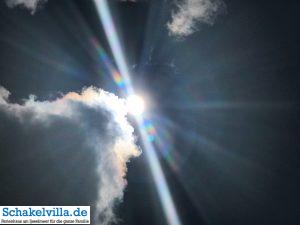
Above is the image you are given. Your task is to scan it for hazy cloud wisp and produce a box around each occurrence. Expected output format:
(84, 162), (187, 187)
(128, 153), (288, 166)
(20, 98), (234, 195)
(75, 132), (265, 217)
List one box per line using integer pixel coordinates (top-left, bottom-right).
(167, 0), (225, 38)
(5, 0), (47, 14)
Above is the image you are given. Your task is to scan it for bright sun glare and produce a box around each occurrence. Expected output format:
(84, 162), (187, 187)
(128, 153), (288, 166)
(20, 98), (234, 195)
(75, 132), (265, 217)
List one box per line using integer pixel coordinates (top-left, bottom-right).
(127, 94), (145, 116)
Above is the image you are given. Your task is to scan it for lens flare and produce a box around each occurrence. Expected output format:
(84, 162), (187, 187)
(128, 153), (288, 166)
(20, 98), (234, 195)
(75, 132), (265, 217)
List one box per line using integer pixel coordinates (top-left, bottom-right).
(93, 1), (182, 224)
(91, 38), (126, 89)
(142, 119), (156, 142)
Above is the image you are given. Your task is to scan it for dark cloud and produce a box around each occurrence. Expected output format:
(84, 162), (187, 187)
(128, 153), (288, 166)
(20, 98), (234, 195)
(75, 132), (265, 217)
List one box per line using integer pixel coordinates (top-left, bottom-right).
(0, 86), (140, 225)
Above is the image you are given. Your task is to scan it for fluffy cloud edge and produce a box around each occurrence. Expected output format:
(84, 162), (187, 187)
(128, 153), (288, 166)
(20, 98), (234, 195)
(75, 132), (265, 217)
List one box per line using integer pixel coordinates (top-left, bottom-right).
(0, 86), (141, 225)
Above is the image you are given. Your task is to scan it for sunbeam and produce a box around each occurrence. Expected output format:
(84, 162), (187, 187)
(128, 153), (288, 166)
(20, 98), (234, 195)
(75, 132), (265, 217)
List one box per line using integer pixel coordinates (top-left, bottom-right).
(93, 1), (182, 225)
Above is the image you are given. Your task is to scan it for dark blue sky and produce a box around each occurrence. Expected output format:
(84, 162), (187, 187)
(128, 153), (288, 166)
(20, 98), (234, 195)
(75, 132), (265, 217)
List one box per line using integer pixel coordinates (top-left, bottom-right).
(0, 0), (299, 225)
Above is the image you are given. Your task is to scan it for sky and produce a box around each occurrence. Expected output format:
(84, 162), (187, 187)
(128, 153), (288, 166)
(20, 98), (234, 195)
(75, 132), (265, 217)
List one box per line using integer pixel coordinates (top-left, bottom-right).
(0, 0), (299, 225)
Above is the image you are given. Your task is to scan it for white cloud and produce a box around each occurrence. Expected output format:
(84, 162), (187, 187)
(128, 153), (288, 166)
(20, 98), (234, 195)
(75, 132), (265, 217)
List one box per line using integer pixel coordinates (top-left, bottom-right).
(5, 0), (47, 14)
(167, 0), (225, 38)
(0, 86), (140, 225)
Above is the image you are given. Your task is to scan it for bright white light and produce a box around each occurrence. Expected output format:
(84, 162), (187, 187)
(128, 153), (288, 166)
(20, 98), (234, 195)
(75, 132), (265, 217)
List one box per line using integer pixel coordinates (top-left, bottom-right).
(127, 94), (145, 116)
(94, 1), (182, 225)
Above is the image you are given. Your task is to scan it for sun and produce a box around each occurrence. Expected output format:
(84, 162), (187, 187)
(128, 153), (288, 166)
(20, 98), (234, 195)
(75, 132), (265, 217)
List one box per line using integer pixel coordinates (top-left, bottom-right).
(126, 94), (145, 116)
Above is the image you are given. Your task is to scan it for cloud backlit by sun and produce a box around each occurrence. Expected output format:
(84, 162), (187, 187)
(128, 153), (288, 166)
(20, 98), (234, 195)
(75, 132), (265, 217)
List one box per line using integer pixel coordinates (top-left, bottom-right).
(0, 86), (140, 225)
